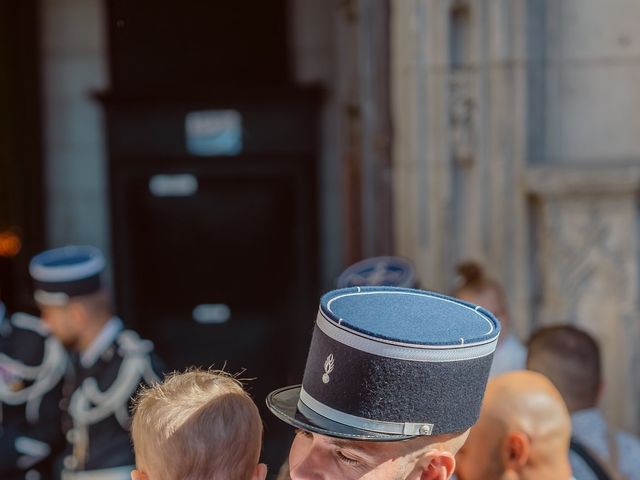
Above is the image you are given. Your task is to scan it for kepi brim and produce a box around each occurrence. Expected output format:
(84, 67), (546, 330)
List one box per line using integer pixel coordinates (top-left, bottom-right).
(266, 385), (415, 442)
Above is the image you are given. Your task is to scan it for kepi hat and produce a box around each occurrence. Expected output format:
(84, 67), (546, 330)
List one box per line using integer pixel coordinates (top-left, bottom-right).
(29, 246), (105, 306)
(267, 286), (500, 440)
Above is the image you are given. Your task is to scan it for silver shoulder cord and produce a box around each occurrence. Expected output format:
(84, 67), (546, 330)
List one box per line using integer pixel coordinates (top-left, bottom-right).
(0, 316), (68, 424)
(67, 330), (159, 470)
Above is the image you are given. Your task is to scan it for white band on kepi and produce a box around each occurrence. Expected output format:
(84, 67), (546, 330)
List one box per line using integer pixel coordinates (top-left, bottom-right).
(34, 289), (70, 306)
(29, 246), (105, 283)
(299, 387), (434, 436)
(316, 312), (498, 363)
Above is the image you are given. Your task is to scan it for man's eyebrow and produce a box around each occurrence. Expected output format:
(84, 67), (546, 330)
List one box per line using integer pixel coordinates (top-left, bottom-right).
(328, 438), (377, 455)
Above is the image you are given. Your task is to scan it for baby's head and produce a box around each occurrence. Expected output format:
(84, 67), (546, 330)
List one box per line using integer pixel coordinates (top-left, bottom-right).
(131, 369), (266, 480)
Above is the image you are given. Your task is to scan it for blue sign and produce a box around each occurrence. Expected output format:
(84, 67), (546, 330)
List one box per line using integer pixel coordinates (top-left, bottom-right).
(185, 110), (242, 156)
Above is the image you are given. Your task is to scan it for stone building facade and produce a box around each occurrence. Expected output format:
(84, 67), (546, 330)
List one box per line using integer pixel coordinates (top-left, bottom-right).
(392, 0), (640, 434)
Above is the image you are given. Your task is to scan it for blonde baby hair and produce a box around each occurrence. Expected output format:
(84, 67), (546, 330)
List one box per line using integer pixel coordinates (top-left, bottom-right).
(131, 369), (263, 480)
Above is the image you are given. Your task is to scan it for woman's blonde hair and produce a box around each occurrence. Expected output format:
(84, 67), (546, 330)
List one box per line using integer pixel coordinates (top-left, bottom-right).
(131, 369), (263, 480)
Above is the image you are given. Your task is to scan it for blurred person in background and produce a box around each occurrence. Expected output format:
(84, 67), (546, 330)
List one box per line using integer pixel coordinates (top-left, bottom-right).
(0, 288), (67, 480)
(527, 325), (640, 480)
(452, 260), (526, 376)
(29, 246), (164, 480)
(455, 370), (573, 480)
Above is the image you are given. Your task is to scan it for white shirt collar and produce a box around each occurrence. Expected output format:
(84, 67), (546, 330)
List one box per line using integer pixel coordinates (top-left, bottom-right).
(80, 317), (123, 368)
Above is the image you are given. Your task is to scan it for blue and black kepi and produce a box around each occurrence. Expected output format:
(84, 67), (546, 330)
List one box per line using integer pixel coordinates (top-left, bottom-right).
(29, 246), (105, 306)
(267, 286), (500, 440)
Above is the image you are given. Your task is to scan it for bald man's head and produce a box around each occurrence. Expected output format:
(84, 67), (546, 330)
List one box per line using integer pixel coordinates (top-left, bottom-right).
(483, 371), (571, 443)
(456, 371), (572, 480)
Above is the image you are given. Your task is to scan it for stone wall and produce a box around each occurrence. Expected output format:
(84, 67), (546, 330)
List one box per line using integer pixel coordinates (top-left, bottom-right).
(41, 0), (111, 276)
(391, 0), (529, 319)
(391, 0), (640, 433)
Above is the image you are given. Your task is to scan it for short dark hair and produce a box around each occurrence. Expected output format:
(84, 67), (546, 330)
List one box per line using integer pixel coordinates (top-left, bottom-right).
(452, 260), (506, 298)
(526, 325), (601, 411)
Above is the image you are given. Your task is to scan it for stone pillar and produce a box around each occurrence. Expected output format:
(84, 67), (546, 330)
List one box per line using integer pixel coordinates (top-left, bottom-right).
(391, 0), (530, 332)
(334, 0), (395, 264)
(41, 0), (111, 271)
(289, 0), (342, 288)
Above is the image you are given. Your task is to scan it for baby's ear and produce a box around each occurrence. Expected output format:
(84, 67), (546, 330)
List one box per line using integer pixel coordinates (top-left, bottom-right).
(131, 469), (149, 480)
(253, 463), (268, 480)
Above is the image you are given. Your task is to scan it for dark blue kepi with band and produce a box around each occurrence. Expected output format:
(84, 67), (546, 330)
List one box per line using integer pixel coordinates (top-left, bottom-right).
(267, 286), (500, 440)
(30, 245), (105, 305)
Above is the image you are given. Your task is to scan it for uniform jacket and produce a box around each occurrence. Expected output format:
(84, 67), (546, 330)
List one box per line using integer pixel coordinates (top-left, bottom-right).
(59, 317), (164, 478)
(0, 303), (67, 480)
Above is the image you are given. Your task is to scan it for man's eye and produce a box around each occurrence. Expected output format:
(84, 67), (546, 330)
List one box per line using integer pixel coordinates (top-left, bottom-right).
(295, 429), (313, 439)
(336, 450), (359, 466)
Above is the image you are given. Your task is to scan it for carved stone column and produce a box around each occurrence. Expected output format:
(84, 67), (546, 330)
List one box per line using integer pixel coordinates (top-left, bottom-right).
(391, 0), (530, 331)
(528, 166), (640, 432)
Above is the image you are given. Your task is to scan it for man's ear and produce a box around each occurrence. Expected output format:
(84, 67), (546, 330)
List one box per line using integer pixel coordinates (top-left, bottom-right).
(252, 463), (268, 480)
(413, 450), (456, 480)
(501, 432), (530, 472)
(131, 469), (149, 480)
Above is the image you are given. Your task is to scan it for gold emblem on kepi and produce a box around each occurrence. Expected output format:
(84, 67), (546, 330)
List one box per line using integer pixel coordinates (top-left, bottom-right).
(322, 354), (335, 384)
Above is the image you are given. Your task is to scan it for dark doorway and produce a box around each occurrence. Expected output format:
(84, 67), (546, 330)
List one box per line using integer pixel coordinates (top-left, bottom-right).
(101, 3), (322, 469)
(102, 92), (320, 473)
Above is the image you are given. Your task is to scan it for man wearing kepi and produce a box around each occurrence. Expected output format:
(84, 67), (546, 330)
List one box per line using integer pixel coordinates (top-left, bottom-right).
(29, 246), (163, 480)
(267, 286), (500, 479)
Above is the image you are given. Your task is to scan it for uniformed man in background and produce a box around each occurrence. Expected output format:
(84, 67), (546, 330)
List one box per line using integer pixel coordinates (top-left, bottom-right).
(0, 291), (67, 480)
(29, 246), (164, 480)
